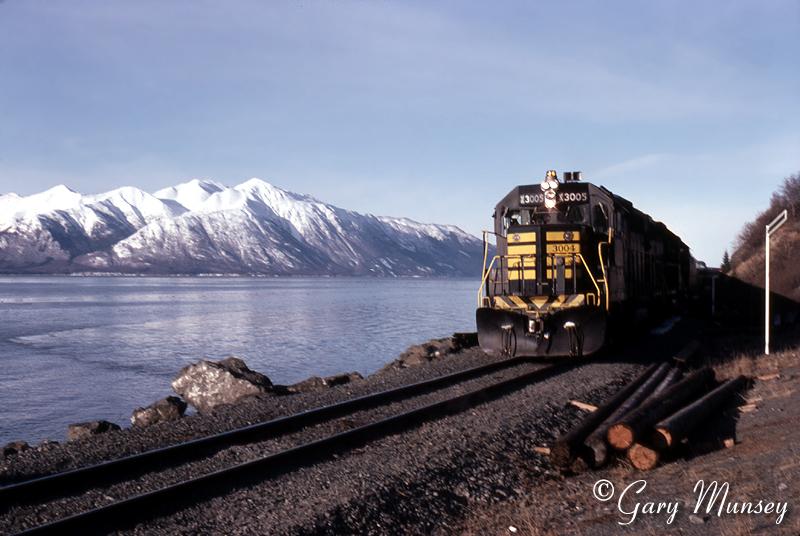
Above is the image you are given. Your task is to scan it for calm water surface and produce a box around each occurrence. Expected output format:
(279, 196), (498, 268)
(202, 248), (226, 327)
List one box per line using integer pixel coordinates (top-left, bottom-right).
(0, 277), (477, 444)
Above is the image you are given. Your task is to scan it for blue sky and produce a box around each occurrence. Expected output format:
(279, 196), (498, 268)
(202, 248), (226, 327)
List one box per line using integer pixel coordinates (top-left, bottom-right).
(1, 1), (797, 264)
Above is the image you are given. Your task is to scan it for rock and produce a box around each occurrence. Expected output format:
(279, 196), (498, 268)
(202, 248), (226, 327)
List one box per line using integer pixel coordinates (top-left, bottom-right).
(131, 396), (187, 427)
(325, 372), (363, 386)
(452, 332), (479, 351)
(688, 514), (708, 524)
(380, 338), (457, 372)
(67, 420), (121, 442)
(284, 372), (363, 394)
(3, 440), (30, 457)
(285, 376), (327, 393)
(37, 440), (60, 451)
(172, 356), (273, 413)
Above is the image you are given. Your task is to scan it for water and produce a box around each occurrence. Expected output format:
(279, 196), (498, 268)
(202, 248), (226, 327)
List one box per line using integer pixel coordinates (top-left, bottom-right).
(0, 276), (477, 445)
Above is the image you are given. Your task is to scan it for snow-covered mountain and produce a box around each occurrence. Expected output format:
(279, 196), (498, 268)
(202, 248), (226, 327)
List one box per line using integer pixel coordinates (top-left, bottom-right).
(0, 178), (484, 276)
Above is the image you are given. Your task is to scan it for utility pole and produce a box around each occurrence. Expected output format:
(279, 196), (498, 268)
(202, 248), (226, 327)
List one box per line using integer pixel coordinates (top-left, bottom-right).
(765, 209), (789, 355)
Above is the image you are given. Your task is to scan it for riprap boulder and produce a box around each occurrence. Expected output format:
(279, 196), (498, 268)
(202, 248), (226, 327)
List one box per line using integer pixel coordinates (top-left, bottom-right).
(172, 357), (272, 413)
(131, 396), (188, 427)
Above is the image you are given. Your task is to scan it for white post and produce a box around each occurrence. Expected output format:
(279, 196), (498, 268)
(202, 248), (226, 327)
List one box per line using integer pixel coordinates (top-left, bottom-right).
(765, 225), (770, 355)
(765, 209), (789, 355)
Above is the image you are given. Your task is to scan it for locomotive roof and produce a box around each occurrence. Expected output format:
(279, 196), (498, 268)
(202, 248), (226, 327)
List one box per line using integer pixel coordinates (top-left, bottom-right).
(496, 180), (690, 252)
(494, 181), (611, 212)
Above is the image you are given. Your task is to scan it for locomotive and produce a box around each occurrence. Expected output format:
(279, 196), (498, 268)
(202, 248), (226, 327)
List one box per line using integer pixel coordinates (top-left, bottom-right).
(476, 170), (694, 357)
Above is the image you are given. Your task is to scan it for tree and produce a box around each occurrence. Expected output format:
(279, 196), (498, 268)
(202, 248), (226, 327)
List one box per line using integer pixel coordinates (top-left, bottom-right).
(720, 250), (731, 273)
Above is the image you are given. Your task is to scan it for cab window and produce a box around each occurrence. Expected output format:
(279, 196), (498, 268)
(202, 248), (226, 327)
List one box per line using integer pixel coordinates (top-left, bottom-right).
(557, 204), (586, 224)
(593, 203), (609, 233)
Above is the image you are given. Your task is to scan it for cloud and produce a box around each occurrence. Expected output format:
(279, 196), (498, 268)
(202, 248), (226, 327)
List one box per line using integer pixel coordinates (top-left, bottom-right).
(586, 134), (800, 263)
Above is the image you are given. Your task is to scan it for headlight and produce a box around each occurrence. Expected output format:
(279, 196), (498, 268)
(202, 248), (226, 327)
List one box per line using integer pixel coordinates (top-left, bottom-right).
(544, 190), (557, 209)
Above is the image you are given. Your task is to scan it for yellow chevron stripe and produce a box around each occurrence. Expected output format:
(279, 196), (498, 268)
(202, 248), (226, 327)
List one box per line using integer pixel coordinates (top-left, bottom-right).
(567, 294), (586, 307)
(509, 295), (528, 308)
(493, 296), (511, 309)
(546, 269), (574, 279)
(531, 296), (549, 309)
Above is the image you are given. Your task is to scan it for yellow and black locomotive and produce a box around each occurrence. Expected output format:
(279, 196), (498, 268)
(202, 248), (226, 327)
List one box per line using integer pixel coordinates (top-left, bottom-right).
(476, 170), (694, 357)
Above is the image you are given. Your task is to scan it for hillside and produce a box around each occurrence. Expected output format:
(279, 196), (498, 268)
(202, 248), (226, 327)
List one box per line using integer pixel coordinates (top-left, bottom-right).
(729, 173), (800, 300)
(0, 179), (484, 277)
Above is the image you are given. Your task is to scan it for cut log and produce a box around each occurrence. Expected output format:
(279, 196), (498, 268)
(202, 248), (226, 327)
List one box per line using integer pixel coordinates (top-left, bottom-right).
(583, 362), (671, 468)
(652, 375), (747, 450)
(628, 443), (660, 470)
(645, 365), (683, 400)
(549, 363), (660, 468)
(607, 368), (715, 450)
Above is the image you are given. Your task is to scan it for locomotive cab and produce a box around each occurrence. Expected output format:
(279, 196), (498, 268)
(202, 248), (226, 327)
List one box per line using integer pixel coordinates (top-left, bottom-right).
(477, 171), (614, 357)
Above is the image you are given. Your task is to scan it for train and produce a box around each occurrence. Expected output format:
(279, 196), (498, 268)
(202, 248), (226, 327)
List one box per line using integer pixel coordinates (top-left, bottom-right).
(476, 170), (695, 357)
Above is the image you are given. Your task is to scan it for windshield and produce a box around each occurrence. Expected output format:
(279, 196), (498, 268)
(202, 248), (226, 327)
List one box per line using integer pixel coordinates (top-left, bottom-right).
(528, 205), (587, 225)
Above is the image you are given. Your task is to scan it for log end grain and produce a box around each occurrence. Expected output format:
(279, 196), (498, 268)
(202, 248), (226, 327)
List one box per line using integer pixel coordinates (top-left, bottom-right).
(628, 443), (660, 471)
(607, 423), (635, 450)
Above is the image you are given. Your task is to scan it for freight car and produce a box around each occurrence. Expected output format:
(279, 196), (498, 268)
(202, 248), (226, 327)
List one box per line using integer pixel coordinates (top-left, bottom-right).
(477, 170), (694, 357)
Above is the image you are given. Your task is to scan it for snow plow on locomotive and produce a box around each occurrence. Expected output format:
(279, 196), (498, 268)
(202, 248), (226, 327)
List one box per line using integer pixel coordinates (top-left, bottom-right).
(477, 170), (694, 357)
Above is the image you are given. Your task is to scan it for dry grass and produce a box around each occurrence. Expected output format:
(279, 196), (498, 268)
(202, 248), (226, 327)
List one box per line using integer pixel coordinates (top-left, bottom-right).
(709, 348), (797, 381)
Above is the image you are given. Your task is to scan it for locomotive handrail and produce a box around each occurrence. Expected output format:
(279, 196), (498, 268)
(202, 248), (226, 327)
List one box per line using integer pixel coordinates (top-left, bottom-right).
(598, 242), (610, 311)
(477, 254), (536, 307)
(478, 255), (498, 306)
(480, 230), (505, 281)
(480, 252), (603, 308)
(480, 231), (491, 283)
(597, 228), (614, 311)
(575, 253), (602, 306)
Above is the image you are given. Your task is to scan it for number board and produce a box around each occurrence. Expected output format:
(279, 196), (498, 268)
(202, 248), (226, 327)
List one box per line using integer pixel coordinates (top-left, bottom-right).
(546, 243), (580, 254)
(518, 183), (589, 206)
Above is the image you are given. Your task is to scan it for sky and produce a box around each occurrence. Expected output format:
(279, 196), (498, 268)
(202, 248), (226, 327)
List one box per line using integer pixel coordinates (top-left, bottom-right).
(0, 1), (798, 264)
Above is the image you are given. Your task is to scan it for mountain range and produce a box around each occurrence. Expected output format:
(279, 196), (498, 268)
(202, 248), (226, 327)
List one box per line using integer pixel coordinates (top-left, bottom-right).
(0, 178), (484, 276)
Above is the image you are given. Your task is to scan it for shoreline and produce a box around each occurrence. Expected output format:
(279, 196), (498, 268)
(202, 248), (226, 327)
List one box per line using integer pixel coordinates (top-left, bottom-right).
(0, 273), (478, 279)
(3, 323), (797, 534)
(0, 333), (483, 475)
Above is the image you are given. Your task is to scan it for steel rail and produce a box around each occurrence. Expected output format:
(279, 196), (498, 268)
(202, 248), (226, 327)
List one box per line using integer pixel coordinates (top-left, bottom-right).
(13, 361), (575, 535)
(0, 354), (538, 507)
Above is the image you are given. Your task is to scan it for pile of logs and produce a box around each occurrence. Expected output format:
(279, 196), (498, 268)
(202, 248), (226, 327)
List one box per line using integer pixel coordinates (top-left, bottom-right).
(550, 345), (748, 472)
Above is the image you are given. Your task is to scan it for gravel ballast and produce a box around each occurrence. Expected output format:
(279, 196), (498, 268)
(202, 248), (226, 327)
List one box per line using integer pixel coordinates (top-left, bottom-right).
(0, 326), (694, 535)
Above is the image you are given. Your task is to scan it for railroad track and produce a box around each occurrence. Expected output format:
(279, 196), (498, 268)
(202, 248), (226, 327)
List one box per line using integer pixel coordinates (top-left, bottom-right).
(2, 357), (579, 535)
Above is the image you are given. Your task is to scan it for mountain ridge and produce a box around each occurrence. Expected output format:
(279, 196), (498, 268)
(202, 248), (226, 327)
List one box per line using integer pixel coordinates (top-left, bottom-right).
(0, 178), (484, 277)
